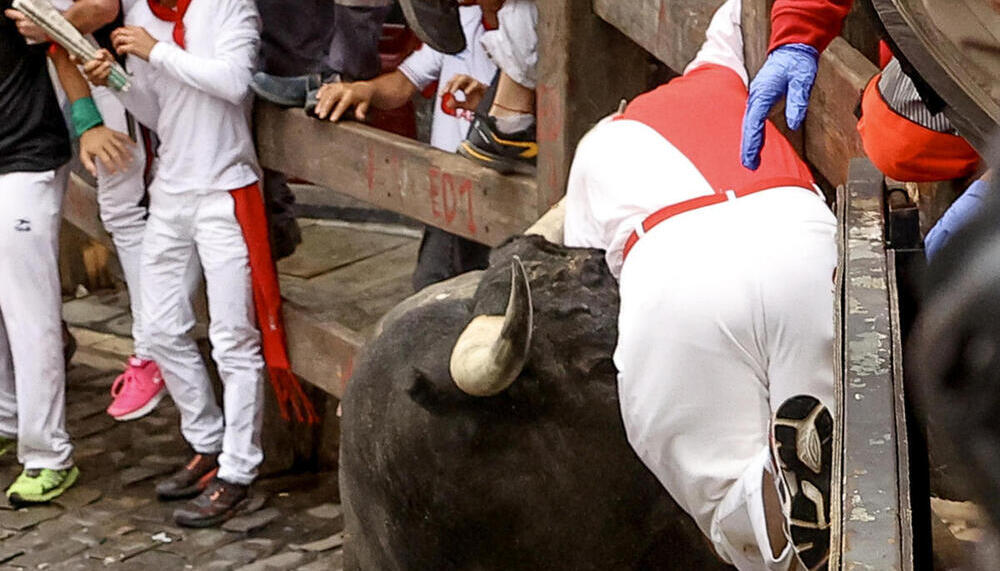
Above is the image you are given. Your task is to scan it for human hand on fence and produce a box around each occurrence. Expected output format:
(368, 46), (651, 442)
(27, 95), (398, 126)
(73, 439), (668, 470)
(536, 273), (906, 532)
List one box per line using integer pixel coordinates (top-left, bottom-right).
(740, 43), (819, 170)
(313, 81), (376, 122)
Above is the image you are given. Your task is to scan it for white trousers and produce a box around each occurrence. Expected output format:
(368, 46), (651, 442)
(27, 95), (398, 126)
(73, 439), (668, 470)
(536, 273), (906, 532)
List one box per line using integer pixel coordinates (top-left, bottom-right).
(0, 167), (74, 470)
(90, 87), (154, 358)
(481, 0), (538, 89)
(142, 189), (265, 485)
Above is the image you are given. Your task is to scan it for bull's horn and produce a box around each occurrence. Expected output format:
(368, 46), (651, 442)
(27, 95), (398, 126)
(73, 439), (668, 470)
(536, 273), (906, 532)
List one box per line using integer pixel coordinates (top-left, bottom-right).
(449, 257), (533, 397)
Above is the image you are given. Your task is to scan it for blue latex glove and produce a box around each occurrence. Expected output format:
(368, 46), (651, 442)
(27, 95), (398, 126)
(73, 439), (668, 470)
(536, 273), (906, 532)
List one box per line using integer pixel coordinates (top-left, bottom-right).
(740, 43), (819, 170)
(925, 179), (991, 262)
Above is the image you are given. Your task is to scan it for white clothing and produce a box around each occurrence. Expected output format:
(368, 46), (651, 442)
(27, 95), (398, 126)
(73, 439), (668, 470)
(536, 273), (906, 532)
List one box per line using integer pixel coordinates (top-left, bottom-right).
(118, 0), (261, 195)
(0, 166), (74, 470)
(564, 1), (837, 569)
(480, 0), (537, 89)
(142, 189), (265, 485)
(397, 6), (497, 153)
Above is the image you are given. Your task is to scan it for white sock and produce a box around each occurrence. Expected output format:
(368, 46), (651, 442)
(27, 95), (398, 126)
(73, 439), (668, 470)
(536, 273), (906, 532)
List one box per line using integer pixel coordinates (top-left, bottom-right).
(494, 113), (535, 135)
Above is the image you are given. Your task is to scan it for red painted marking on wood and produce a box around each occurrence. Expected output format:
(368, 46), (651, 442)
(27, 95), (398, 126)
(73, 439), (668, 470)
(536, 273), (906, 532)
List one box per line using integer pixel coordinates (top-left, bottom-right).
(366, 145), (376, 196)
(428, 167), (443, 219)
(536, 83), (563, 144)
(441, 172), (459, 224)
(459, 178), (477, 234)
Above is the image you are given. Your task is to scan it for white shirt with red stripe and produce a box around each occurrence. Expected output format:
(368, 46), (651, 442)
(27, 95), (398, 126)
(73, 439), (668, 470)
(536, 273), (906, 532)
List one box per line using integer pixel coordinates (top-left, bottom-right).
(117, 0), (260, 194)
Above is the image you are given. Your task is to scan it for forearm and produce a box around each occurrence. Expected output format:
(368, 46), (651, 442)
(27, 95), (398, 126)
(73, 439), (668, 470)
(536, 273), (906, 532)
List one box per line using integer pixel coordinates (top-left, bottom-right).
(48, 45), (91, 102)
(149, 40), (256, 105)
(369, 71), (419, 110)
(64, 0), (119, 35)
(768, 0), (853, 53)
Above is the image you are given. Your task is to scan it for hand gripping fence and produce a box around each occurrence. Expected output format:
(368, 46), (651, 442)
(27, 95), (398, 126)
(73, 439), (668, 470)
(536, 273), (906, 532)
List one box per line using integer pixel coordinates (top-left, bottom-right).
(12, 0), (131, 91)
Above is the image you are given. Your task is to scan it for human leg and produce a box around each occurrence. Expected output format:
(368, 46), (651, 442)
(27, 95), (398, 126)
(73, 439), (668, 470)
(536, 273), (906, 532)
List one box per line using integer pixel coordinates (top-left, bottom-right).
(325, 1), (394, 82)
(262, 169), (301, 261)
(0, 307), (16, 450)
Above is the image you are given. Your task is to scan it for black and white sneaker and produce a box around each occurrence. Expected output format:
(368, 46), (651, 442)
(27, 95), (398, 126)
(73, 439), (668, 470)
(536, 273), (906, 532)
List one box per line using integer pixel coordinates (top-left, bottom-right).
(772, 395), (834, 571)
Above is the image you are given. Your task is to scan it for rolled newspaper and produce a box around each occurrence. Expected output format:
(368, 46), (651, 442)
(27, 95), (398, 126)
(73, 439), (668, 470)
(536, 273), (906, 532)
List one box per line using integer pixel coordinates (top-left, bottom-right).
(11, 0), (130, 91)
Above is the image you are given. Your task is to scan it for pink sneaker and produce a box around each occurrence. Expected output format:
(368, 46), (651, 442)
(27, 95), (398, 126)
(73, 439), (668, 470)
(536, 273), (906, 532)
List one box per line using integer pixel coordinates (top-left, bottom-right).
(107, 357), (167, 421)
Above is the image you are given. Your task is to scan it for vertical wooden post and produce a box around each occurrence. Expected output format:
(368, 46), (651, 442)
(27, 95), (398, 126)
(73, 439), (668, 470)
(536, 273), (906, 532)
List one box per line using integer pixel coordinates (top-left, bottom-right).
(741, 0), (774, 80)
(535, 0), (648, 217)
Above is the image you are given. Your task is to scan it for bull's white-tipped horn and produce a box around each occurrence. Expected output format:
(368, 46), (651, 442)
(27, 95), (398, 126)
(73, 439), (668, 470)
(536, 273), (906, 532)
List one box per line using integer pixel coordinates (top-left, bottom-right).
(449, 257), (533, 397)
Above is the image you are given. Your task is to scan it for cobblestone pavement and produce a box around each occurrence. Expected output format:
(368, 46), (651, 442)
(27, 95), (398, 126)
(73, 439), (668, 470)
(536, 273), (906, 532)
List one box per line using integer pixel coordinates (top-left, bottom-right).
(0, 309), (345, 570)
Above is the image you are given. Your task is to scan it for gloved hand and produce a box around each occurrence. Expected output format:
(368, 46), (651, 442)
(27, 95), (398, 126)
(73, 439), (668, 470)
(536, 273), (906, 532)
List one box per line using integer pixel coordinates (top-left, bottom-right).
(740, 43), (819, 170)
(924, 178), (991, 262)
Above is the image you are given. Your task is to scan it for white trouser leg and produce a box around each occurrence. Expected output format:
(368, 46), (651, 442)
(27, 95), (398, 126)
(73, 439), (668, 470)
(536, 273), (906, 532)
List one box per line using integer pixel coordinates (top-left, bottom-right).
(0, 168), (74, 470)
(142, 192), (225, 458)
(685, 0), (748, 86)
(0, 305), (16, 440)
(192, 191), (265, 485)
(616, 189), (835, 571)
(90, 87), (153, 358)
(482, 0), (538, 89)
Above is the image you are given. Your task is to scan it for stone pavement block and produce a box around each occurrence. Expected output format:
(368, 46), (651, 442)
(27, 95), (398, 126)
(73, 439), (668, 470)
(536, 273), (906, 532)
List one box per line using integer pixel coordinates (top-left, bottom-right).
(85, 530), (158, 563)
(221, 508), (280, 534)
(66, 397), (110, 423)
(68, 414), (116, 440)
(305, 503), (342, 521)
(205, 538), (277, 568)
(289, 532), (344, 552)
(66, 328), (115, 348)
(277, 225), (410, 279)
(298, 549), (344, 571)
(5, 538), (89, 568)
(0, 505), (63, 531)
(91, 335), (134, 359)
(53, 487), (103, 511)
(63, 298), (126, 328)
(101, 313), (134, 339)
(234, 551), (305, 571)
(115, 548), (187, 570)
(138, 454), (188, 469)
(158, 527), (239, 560)
(66, 363), (109, 384)
(120, 464), (173, 487)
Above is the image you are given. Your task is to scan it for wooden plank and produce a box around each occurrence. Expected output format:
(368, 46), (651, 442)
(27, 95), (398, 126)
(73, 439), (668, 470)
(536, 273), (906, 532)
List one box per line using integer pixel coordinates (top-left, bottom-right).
(593, 2), (878, 187)
(255, 104), (538, 247)
(284, 304), (363, 400)
(833, 158), (911, 570)
(804, 37), (878, 187)
(740, 0), (774, 80)
(64, 172), (113, 251)
(536, 0), (648, 213)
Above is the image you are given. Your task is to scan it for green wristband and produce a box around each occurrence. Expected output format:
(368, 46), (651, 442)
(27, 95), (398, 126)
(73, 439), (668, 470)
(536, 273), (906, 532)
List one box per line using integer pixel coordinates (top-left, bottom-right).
(70, 97), (104, 138)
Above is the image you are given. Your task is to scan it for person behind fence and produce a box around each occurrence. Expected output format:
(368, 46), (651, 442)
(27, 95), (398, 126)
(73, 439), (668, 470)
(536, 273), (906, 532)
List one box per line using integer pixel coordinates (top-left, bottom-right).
(400, 0), (539, 176)
(4, 0), (178, 424)
(311, 3), (499, 291)
(0, 3), (138, 506)
(563, 1), (837, 569)
(81, 0), (315, 527)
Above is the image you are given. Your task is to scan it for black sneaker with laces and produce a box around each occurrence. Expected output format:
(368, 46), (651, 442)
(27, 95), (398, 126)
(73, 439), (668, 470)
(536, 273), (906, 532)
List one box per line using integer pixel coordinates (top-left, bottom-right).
(772, 395), (834, 571)
(173, 477), (251, 528)
(458, 113), (538, 176)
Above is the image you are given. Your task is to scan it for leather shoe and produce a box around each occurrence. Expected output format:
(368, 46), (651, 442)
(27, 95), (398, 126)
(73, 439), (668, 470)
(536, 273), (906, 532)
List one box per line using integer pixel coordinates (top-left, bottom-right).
(173, 477), (250, 528)
(156, 453), (219, 500)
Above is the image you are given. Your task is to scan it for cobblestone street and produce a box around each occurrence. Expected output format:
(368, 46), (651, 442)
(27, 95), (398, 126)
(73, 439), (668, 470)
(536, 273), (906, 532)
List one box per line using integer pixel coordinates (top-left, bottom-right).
(0, 297), (346, 570)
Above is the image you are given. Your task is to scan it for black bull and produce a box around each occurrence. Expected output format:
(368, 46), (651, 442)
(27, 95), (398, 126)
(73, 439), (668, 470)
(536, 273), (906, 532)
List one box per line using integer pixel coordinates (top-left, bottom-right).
(340, 235), (732, 570)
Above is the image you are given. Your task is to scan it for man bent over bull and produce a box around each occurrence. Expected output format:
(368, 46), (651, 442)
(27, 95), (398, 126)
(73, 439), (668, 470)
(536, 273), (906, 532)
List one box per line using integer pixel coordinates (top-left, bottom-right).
(564, 1), (837, 569)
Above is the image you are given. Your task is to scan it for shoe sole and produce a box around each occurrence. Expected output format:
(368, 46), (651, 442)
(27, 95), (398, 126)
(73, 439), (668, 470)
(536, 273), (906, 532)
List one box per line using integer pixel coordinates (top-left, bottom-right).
(173, 495), (252, 529)
(458, 141), (537, 176)
(8, 466), (80, 508)
(157, 467), (219, 501)
(110, 389), (167, 422)
(250, 82), (306, 108)
(773, 396), (834, 571)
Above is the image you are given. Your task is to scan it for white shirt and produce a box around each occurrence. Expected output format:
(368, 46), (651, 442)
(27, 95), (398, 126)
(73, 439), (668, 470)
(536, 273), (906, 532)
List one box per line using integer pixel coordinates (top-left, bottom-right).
(564, 117), (717, 279)
(397, 6), (497, 153)
(117, 0), (260, 194)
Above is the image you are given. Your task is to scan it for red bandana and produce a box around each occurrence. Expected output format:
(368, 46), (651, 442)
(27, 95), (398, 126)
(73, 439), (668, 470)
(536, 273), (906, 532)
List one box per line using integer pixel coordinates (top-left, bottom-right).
(147, 0), (192, 48)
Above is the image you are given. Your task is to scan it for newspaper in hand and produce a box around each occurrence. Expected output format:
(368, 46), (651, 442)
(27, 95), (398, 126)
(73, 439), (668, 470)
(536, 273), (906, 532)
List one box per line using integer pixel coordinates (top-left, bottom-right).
(11, 0), (130, 91)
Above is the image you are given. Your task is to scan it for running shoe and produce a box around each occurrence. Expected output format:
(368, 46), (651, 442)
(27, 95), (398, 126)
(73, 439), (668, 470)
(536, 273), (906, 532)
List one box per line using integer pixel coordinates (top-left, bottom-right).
(459, 113), (538, 175)
(156, 453), (219, 501)
(107, 357), (167, 421)
(772, 395), (834, 571)
(173, 477), (251, 528)
(6, 466), (79, 507)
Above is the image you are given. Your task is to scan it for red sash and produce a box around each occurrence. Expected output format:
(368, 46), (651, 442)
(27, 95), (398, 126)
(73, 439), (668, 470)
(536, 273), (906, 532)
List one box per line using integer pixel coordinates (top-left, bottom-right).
(232, 184), (318, 424)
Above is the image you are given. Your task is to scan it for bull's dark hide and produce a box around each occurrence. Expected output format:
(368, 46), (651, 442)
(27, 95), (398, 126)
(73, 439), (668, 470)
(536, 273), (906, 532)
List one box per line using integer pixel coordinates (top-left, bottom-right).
(340, 235), (730, 570)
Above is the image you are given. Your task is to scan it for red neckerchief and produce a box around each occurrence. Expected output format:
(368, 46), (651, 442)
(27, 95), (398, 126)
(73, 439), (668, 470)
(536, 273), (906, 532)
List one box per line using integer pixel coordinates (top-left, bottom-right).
(147, 0), (192, 48)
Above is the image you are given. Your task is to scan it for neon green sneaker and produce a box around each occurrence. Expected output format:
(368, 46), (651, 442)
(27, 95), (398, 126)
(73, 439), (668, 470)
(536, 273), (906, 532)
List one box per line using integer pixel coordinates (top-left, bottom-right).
(6, 466), (79, 507)
(0, 436), (14, 458)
